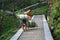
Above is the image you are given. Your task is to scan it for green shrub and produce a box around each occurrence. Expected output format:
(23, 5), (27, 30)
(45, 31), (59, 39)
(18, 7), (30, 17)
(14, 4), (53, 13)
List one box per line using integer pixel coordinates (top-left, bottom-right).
(48, 1), (60, 40)
(30, 6), (48, 16)
(0, 15), (21, 40)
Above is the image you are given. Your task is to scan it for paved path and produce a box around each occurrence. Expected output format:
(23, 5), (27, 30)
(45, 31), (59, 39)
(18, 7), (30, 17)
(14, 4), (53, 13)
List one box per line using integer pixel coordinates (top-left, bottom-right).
(18, 15), (45, 40)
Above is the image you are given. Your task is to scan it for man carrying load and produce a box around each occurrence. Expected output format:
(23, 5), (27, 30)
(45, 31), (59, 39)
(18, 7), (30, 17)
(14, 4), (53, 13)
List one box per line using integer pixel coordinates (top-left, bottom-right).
(17, 13), (29, 31)
(17, 9), (32, 31)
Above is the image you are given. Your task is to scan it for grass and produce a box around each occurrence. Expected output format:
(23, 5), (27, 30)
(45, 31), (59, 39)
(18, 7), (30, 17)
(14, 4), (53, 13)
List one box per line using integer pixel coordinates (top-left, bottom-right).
(30, 6), (48, 16)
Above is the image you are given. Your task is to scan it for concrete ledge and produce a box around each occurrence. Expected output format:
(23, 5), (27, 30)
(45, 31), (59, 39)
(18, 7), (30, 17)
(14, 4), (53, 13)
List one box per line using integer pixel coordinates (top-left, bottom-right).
(10, 28), (24, 40)
(42, 15), (53, 40)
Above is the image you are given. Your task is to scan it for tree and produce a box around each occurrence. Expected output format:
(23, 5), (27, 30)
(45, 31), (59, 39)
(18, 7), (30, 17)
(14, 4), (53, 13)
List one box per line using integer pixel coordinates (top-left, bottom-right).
(0, 0), (6, 34)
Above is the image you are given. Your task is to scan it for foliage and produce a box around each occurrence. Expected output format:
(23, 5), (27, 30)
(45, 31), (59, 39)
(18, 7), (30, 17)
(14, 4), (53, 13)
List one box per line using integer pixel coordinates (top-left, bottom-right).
(48, 1), (60, 40)
(0, 15), (21, 40)
(0, 0), (39, 11)
(29, 0), (38, 5)
(0, 11), (3, 21)
(30, 6), (48, 16)
(15, 10), (22, 16)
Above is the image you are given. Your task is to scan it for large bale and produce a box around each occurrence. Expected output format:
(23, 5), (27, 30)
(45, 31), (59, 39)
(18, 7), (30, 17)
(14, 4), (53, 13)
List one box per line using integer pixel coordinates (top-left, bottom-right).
(17, 14), (29, 20)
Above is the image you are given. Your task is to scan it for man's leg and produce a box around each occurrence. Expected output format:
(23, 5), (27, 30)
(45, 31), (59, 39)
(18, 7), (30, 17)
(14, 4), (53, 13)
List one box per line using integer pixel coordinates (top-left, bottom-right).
(22, 25), (27, 31)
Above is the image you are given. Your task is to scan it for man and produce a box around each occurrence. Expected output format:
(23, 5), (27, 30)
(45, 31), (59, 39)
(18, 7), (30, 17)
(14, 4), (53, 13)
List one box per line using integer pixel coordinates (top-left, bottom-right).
(18, 14), (29, 30)
(17, 9), (31, 31)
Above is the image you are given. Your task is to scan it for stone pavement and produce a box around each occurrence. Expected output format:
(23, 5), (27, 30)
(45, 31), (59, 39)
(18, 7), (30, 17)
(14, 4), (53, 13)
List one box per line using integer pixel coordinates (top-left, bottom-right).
(18, 15), (45, 40)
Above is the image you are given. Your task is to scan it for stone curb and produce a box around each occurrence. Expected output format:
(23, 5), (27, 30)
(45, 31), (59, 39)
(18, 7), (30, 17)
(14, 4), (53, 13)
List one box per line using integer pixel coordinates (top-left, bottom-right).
(42, 15), (53, 40)
(10, 28), (24, 40)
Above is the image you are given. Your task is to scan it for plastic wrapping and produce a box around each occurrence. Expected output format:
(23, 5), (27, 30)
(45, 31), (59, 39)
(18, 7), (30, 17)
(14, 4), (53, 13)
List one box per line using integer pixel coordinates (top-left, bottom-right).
(17, 14), (29, 19)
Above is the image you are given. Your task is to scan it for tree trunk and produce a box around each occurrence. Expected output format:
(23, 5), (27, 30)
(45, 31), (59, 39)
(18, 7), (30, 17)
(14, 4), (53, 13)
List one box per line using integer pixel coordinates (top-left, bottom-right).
(12, 0), (16, 18)
(0, 1), (5, 34)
